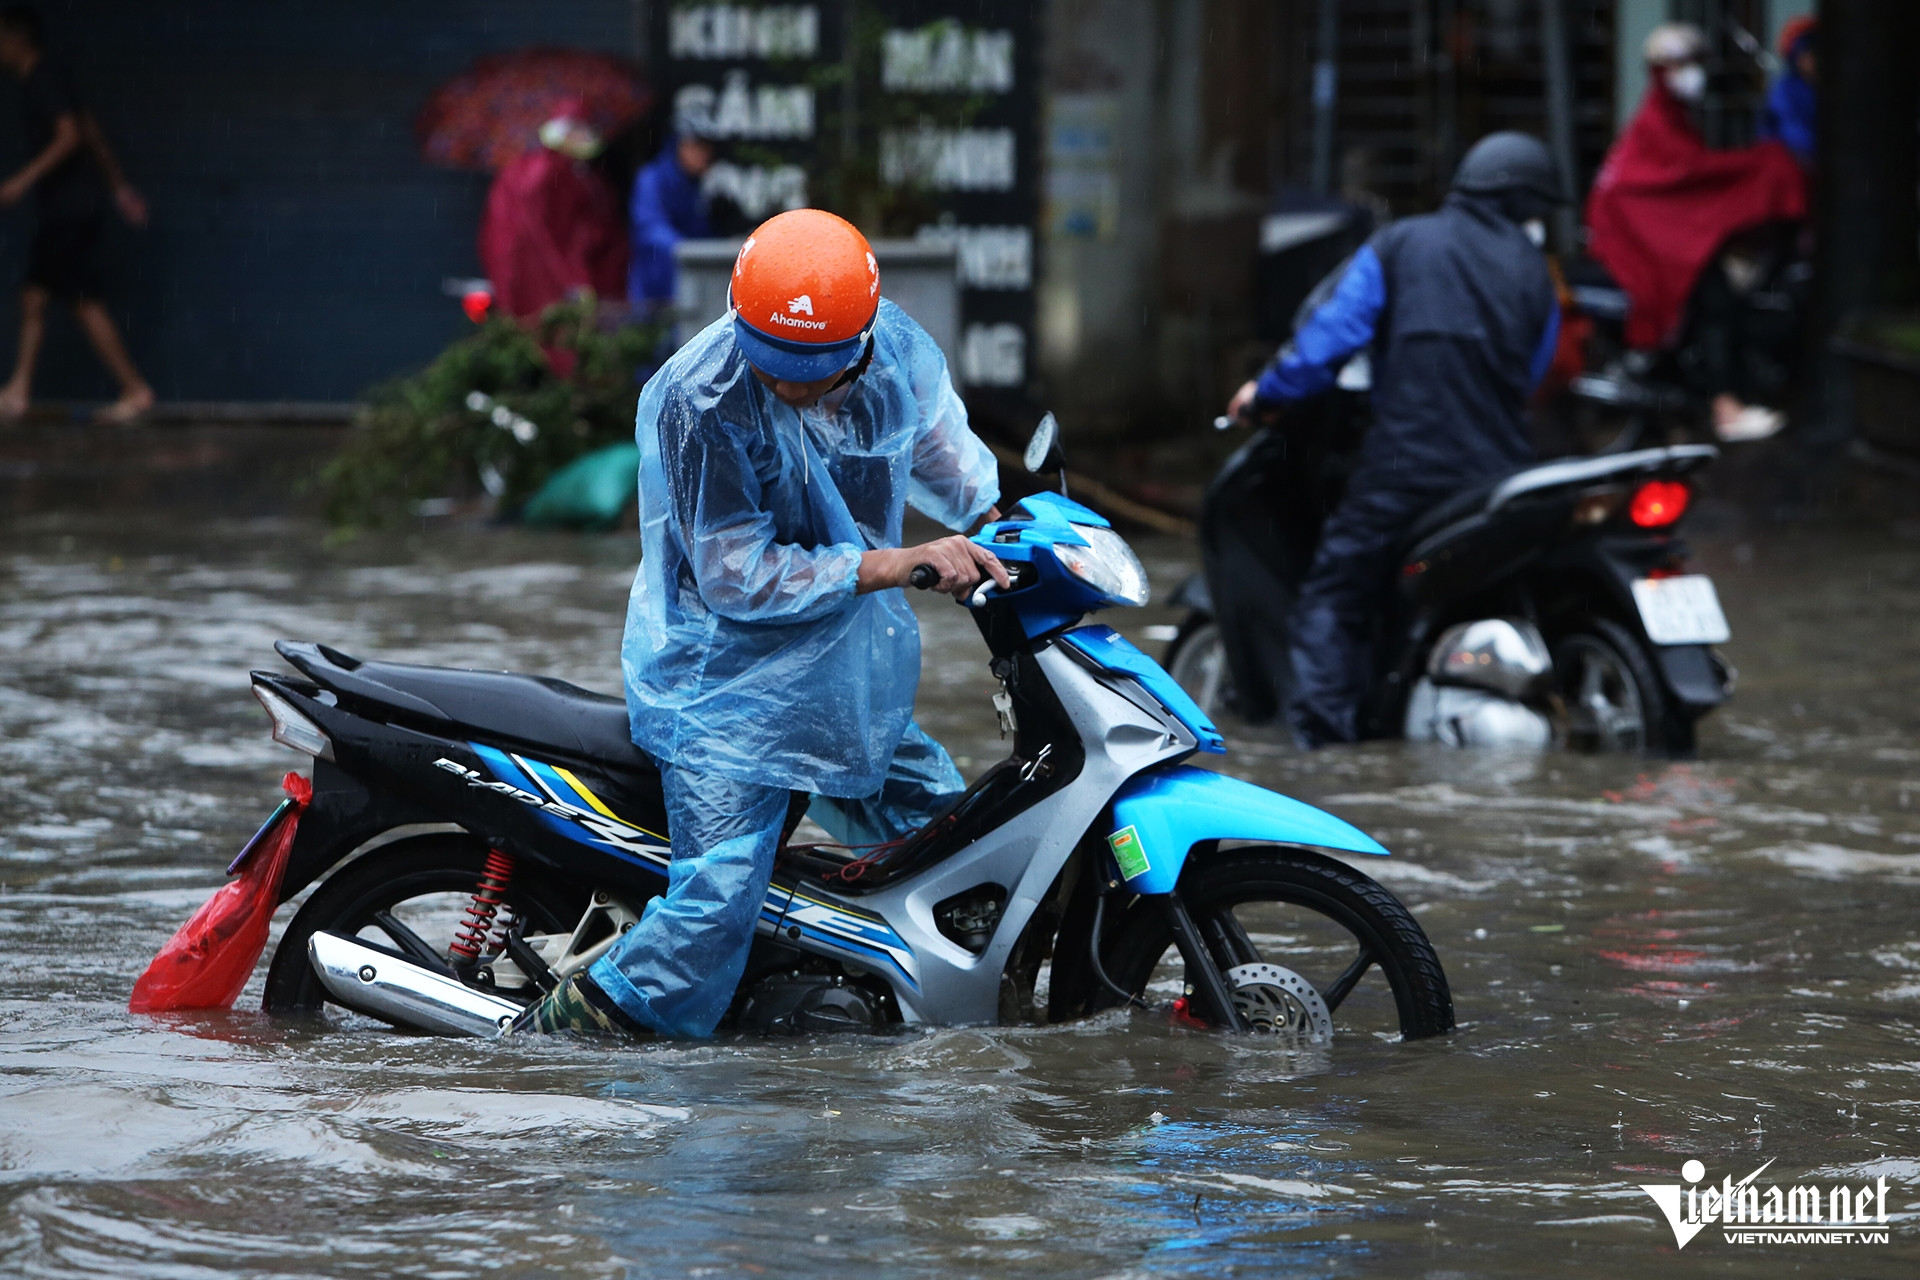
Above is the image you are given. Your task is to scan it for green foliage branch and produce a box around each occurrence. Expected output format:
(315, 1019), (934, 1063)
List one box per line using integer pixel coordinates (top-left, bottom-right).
(320, 298), (664, 529)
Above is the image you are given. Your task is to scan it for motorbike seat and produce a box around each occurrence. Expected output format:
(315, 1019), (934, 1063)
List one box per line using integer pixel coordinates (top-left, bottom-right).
(1399, 445), (1721, 564)
(275, 641), (649, 767)
(1399, 479), (1502, 554)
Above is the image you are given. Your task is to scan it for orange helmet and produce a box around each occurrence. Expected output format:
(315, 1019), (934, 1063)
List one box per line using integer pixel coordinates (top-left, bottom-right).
(729, 209), (880, 381)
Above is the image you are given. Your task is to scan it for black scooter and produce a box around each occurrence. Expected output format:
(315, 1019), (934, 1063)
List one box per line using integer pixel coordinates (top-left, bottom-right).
(226, 463), (1456, 1043)
(1165, 393), (1734, 754)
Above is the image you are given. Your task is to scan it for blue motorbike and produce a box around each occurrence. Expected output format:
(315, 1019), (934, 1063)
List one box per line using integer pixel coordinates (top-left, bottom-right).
(248, 419), (1453, 1042)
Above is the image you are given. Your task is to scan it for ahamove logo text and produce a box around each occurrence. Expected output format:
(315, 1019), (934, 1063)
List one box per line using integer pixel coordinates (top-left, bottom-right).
(1639, 1158), (1891, 1248)
(771, 294), (826, 331)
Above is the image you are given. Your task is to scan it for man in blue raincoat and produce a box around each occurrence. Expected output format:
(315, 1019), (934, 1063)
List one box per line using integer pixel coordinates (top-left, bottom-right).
(510, 209), (1007, 1037)
(627, 128), (714, 310)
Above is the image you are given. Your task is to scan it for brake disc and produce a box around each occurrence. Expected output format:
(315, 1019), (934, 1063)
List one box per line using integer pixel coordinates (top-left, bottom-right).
(1225, 962), (1333, 1043)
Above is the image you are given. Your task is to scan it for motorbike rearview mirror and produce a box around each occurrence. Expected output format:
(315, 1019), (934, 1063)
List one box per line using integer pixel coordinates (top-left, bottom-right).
(1023, 412), (1069, 498)
(1024, 412), (1059, 473)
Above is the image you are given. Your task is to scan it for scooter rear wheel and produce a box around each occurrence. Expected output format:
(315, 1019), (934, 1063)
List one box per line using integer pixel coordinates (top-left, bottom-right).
(1073, 846), (1455, 1041)
(262, 834), (583, 1016)
(1553, 617), (1695, 756)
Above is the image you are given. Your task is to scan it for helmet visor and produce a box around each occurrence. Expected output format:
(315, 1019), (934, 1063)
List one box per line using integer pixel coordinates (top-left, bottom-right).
(732, 313), (870, 383)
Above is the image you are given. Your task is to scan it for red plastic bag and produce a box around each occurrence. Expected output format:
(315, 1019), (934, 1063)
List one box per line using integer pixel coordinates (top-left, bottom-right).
(129, 772), (312, 1014)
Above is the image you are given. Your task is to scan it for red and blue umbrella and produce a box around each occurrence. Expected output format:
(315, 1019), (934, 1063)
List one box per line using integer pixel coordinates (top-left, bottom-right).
(417, 47), (651, 172)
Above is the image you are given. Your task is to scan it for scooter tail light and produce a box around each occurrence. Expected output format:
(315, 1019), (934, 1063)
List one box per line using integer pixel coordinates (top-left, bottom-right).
(252, 684), (335, 760)
(1628, 479), (1690, 528)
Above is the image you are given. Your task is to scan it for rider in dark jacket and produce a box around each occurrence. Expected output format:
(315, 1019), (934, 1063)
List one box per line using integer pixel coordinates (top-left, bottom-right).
(1225, 132), (1564, 747)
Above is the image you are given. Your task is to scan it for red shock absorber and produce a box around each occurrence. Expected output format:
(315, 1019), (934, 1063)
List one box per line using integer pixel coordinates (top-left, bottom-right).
(449, 848), (515, 964)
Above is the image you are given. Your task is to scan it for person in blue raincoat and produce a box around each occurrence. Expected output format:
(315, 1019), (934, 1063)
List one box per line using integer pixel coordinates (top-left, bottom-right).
(627, 127), (714, 310)
(1759, 16), (1816, 168)
(1223, 133), (1563, 749)
(509, 209), (1007, 1038)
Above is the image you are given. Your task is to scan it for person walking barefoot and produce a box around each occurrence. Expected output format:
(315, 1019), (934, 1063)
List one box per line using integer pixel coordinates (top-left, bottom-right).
(0, 5), (153, 424)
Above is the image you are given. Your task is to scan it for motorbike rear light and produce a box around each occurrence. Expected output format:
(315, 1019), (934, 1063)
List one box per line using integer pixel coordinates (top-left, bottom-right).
(252, 685), (335, 760)
(1628, 479), (1690, 528)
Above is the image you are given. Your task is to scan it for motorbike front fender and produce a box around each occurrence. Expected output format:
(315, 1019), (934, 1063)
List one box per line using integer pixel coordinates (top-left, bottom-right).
(1105, 764), (1388, 896)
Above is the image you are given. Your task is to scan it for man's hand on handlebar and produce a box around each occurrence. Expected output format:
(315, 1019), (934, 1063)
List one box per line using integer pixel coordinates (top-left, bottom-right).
(1220, 379), (1285, 430)
(858, 536), (1010, 600)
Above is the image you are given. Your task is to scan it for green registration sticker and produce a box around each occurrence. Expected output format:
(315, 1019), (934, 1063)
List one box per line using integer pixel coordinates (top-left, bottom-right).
(1107, 824), (1151, 880)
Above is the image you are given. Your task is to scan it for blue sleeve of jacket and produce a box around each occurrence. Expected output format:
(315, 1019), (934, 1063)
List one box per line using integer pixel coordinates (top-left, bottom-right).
(629, 162), (687, 304)
(1529, 304), (1562, 391)
(1762, 78), (1817, 163)
(630, 163), (681, 249)
(1254, 245), (1386, 403)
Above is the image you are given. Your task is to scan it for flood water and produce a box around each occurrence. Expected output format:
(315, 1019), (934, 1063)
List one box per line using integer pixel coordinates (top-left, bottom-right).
(4, 502), (1920, 1276)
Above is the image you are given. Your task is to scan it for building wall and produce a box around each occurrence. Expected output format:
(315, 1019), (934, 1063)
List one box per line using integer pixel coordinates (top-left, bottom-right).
(2, 0), (638, 404)
(1041, 0), (1625, 446)
(1035, 0), (1166, 424)
(1329, 0), (1619, 212)
(1615, 0), (1666, 130)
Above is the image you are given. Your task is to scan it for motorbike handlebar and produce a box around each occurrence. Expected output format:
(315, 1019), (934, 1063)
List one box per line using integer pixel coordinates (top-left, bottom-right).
(1216, 402), (1293, 431)
(910, 562), (1029, 604)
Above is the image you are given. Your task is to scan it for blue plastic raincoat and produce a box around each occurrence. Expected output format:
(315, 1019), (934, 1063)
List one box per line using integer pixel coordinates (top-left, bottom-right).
(622, 298), (1000, 796)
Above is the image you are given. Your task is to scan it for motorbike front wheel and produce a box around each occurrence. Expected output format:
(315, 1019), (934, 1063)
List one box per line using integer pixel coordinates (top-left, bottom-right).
(262, 834), (583, 1016)
(1069, 846), (1455, 1041)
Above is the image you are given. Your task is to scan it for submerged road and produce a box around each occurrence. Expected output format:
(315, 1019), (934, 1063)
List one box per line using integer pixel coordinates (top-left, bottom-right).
(2, 503), (1918, 1276)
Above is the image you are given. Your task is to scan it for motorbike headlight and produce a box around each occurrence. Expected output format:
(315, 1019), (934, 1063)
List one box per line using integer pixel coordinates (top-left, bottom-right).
(1055, 525), (1150, 607)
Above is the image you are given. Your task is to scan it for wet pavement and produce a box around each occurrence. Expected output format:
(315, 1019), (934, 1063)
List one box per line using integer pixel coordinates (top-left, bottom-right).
(3, 503), (1920, 1276)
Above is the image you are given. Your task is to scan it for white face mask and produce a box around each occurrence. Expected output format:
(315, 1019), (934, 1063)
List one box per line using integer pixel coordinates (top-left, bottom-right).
(1523, 219), (1547, 248)
(1665, 63), (1706, 102)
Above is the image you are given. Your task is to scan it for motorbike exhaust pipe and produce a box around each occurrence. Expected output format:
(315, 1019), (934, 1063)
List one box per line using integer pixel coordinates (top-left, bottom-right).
(308, 930), (522, 1037)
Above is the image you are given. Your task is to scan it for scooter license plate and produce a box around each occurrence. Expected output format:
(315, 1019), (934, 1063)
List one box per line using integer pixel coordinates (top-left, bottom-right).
(1631, 575), (1730, 646)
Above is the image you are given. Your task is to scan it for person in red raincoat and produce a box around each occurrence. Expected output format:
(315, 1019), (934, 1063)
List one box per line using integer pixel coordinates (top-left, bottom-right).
(477, 101), (627, 322)
(1586, 23), (1806, 442)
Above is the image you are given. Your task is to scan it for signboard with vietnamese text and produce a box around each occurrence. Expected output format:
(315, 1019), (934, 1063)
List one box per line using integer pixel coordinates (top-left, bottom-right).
(650, 2), (1038, 406)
